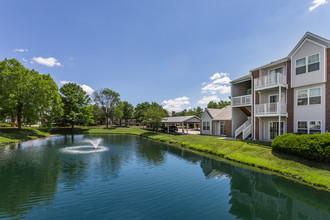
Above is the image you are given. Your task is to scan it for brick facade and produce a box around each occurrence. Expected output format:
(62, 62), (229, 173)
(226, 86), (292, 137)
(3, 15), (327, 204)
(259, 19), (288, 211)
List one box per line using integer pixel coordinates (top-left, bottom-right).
(251, 70), (260, 139)
(327, 48), (330, 131)
(225, 120), (232, 137)
(286, 60), (294, 133)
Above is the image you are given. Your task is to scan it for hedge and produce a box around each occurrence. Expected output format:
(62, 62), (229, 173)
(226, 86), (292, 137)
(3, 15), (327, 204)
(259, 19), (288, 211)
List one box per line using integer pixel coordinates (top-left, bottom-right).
(271, 133), (330, 163)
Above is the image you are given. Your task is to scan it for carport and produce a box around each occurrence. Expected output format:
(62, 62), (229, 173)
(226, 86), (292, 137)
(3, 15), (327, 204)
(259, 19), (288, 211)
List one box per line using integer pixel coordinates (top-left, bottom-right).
(161, 116), (200, 134)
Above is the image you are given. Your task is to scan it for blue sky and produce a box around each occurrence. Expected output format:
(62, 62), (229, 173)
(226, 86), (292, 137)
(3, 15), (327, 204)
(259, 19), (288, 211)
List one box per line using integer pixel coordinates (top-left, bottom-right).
(1, 0), (330, 112)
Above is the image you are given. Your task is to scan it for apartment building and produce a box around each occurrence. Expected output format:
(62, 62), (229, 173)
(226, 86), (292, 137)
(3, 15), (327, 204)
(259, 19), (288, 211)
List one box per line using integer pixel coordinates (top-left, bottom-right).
(231, 32), (330, 141)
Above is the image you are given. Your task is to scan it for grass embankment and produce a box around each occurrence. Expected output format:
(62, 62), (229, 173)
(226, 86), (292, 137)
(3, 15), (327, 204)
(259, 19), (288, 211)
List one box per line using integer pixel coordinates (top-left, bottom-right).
(0, 128), (50, 145)
(1, 126), (329, 191)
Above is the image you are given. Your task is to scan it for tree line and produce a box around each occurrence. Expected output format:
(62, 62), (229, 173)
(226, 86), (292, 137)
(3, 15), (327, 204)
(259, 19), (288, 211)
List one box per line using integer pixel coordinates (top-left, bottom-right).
(0, 59), (169, 131)
(0, 58), (230, 131)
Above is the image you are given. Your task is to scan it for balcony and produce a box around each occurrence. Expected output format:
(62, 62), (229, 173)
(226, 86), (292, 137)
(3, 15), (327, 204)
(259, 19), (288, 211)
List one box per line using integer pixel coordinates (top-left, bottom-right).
(232, 94), (252, 107)
(255, 102), (287, 117)
(254, 73), (287, 90)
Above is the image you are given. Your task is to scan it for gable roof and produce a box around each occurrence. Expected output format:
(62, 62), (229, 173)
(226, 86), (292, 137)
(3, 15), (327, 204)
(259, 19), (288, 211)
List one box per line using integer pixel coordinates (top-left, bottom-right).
(161, 115), (200, 123)
(230, 74), (251, 84)
(205, 106), (231, 120)
(288, 32), (330, 58)
(249, 32), (330, 73)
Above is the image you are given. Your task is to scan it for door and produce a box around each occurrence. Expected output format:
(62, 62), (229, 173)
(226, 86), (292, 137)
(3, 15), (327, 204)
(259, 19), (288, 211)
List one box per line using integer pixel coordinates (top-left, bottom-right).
(268, 67), (283, 85)
(220, 122), (226, 136)
(269, 121), (284, 139)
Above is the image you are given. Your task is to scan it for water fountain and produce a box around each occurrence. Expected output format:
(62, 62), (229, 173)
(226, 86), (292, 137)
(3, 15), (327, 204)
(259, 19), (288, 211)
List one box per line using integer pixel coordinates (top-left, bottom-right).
(60, 138), (108, 154)
(84, 139), (102, 149)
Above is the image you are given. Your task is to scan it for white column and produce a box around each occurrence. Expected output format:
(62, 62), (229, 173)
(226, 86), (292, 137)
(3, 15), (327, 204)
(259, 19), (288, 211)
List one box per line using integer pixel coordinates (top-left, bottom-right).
(182, 122), (184, 135)
(167, 123), (169, 133)
(186, 123), (189, 134)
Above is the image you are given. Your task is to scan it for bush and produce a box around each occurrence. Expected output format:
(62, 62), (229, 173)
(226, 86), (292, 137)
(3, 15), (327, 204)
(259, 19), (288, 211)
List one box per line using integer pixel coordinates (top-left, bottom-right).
(0, 122), (13, 127)
(272, 133), (330, 163)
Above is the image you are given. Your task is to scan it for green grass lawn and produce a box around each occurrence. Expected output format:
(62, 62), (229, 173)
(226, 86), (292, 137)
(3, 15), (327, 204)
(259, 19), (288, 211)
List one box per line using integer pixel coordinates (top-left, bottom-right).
(0, 127), (50, 145)
(1, 125), (330, 191)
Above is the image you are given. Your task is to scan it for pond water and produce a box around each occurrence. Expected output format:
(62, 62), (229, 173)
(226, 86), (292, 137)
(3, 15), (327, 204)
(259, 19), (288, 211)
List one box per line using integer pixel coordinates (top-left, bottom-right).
(0, 134), (329, 220)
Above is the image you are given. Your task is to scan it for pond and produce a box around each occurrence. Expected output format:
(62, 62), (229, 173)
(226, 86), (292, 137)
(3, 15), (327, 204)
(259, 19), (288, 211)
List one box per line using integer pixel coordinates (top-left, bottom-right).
(0, 134), (329, 220)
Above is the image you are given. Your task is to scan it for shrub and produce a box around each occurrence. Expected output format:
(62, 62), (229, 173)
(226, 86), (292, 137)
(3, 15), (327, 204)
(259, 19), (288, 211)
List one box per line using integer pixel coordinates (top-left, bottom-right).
(272, 133), (330, 163)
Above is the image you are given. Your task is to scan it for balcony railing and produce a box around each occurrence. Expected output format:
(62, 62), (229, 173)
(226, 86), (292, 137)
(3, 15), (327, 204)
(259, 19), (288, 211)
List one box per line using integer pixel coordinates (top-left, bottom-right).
(254, 73), (287, 90)
(255, 102), (287, 116)
(232, 94), (252, 107)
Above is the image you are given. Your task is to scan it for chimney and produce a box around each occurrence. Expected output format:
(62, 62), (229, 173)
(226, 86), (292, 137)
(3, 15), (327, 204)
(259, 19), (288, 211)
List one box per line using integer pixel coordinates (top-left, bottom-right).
(172, 111), (175, 117)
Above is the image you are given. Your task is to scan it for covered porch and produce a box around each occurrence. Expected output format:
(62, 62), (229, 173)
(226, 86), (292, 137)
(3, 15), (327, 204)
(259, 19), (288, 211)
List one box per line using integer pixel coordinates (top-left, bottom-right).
(161, 116), (200, 135)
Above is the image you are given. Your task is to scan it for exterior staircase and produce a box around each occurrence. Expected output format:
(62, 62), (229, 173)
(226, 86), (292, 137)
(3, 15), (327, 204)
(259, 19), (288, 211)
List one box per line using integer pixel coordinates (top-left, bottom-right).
(235, 117), (252, 140)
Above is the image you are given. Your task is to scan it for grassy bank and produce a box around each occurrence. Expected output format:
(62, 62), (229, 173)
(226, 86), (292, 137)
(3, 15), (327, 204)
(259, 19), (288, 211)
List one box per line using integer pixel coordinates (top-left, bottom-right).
(1, 126), (330, 191)
(0, 128), (50, 145)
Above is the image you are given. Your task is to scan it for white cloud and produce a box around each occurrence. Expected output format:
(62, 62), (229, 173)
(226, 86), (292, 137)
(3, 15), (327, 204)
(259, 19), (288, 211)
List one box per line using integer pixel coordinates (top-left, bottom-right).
(202, 84), (231, 94)
(201, 72), (231, 95)
(13, 48), (28, 53)
(22, 58), (28, 62)
(309, 0), (328, 11)
(197, 95), (220, 105)
(32, 57), (62, 67)
(60, 80), (94, 95)
(162, 96), (190, 112)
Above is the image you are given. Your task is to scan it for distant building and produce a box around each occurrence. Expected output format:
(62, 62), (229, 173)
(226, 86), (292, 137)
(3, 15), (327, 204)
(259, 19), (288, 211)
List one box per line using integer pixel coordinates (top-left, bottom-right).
(200, 106), (232, 136)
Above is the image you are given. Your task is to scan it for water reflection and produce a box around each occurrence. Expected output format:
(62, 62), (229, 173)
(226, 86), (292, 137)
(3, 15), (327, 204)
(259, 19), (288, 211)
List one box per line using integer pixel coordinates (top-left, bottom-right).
(0, 134), (329, 220)
(199, 157), (330, 220)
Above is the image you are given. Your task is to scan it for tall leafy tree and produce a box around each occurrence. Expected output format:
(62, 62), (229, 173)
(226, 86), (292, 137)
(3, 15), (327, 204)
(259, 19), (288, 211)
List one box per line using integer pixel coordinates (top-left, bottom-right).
(134, 102), (151, 126)
(143, 102), (168, 131)
(60, 82), (93, 131)
(122, 101), (134, 126)
(0, 58), (62, 130)
(93, 88), (120, 127)
(92, 104), (106, 125)
(114, 101), (124, 125)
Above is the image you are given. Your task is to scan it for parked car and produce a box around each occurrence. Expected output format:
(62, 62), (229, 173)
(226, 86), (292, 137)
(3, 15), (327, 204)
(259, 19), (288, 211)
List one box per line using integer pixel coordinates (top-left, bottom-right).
(161, 125), (178, 133)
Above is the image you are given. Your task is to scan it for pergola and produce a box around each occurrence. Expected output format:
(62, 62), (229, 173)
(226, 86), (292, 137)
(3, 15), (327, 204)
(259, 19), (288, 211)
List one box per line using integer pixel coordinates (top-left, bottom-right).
(161, 116), (201, 134)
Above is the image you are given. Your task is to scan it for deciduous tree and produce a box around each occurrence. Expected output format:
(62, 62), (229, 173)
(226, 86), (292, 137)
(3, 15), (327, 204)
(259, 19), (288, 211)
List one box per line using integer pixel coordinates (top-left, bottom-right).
(93, 88), (120, 127)
(60, 82), (93, 131)
(0, 58), (62, 130)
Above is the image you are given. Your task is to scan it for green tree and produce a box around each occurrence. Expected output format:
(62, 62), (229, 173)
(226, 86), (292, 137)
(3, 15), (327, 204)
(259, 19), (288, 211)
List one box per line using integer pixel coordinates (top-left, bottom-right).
(93, 88), (120, 127)
(60, 82), (93, 131)
(122, 101), (134, 126)
(143, 102), (168, 131)
(92, 104), (106, 125)
(195, 106), (204, 118)
(0, 58), (62, 130)
(114, 101), (124, 125)
(207, 98), (231, 109)
(134, 102), (151, 126)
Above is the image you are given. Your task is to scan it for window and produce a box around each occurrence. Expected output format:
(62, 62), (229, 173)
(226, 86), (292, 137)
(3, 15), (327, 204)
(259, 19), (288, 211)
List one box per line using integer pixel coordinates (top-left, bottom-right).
(297, 88), (321, 106)
(297, 90), (308, 106)
(203, 121), (210, 131)
(309, 121), (321, 134)
(308, 54), (320, 72)
(297, 121), (321, 134)
(297, 121), (308, 134)
(309, 88), (321, 104)
(296, 58), (306, 75)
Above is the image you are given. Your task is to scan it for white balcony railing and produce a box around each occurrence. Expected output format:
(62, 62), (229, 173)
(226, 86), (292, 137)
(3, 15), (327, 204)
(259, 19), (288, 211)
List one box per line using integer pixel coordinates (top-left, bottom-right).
(255, 102), (287, 116)
(254, 73), (287, 90)
(232, 94), (252, 107)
